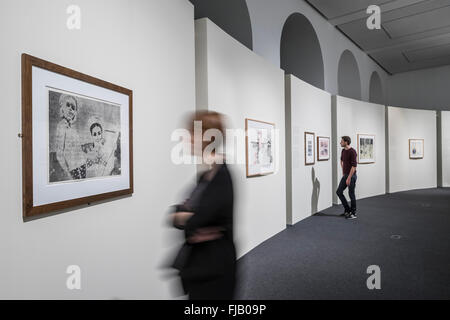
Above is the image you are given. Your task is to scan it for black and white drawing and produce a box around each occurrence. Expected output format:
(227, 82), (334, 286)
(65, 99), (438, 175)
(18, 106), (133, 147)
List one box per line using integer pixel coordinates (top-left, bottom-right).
(358, 134), (375, 164)
(49, 90), (121, 183)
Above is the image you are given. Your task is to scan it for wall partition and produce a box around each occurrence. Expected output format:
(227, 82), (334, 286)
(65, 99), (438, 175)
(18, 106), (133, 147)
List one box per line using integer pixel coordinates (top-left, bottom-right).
(285, 75), (332, 225)
(195, 18), (287, 257)
(332, 95), (386, 204)
(441, 111), (450, 187)
(387, 106), (437, 193)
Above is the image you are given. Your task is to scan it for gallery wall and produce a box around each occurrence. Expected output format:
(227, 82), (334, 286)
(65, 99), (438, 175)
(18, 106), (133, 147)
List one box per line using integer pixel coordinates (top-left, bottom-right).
(440, 111), (450, 187)
(195, 18), (287, 257)
(0, 0), (196, 299)
(285, 75), (332, 225)
(196, 0), (450, 112)
(387, 106), (437, 193)
(332, 96), (386, 204)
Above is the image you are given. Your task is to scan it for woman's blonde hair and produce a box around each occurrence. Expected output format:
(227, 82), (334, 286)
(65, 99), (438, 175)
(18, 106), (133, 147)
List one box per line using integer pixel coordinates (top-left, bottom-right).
(188, 110), (226, 151)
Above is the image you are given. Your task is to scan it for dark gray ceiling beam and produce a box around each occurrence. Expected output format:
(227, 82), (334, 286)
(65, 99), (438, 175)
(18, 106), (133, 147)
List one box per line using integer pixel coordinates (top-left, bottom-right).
(367, 28), (450, 54)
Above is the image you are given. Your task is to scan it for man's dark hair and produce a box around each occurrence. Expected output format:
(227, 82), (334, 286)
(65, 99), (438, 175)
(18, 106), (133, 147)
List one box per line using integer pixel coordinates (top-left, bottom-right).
(342, 136), (351, 145)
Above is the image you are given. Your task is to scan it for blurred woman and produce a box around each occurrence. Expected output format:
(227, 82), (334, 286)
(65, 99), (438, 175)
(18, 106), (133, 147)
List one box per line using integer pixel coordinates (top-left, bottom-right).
(171, 111), (236, 300)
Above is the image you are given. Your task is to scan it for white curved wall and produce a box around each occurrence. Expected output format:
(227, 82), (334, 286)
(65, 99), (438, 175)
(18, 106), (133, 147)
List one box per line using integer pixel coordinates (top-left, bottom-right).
(388, 106), (437, 193)
(286, 75), (332, 225)
(195, 18), (287, 258)
(333, 96), (386, 203)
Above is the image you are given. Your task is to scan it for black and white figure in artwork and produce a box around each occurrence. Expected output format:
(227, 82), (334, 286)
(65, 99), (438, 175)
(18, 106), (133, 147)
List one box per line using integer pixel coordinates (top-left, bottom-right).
(49, 90), (121, 183)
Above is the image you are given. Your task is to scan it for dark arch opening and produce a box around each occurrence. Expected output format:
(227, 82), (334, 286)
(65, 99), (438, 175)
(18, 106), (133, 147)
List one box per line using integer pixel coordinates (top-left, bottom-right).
(280, 13), (325, 89)
(338, 50), (361, 100)
(369, 71), (384, 105)
(189, 0), (253, 50)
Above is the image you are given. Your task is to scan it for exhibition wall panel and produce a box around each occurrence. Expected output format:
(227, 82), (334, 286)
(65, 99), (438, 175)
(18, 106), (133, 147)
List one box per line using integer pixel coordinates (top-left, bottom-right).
(286, 75), (332, 225)
(195, 19), (286, 257)
(0, 0), (196, 299)
(333, 96), (386, 204)
(440, 111), (450, 187)
(388, 107), (437, 193)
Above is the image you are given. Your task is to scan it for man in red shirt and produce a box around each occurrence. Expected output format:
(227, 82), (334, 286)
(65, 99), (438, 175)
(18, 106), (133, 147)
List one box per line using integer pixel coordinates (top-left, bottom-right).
(336, 136), (357, 219)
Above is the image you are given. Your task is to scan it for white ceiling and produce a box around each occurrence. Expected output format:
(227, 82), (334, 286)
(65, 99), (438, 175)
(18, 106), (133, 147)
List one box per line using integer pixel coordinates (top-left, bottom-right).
(306, 0), (450, 74)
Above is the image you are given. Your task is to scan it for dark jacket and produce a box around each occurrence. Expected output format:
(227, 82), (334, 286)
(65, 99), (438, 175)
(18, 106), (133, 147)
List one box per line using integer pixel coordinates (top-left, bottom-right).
(172, 164), (236, 285)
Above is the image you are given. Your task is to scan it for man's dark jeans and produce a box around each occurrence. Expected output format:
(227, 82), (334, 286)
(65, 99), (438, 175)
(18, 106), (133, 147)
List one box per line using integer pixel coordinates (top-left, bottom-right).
(336, 173), (357, 214)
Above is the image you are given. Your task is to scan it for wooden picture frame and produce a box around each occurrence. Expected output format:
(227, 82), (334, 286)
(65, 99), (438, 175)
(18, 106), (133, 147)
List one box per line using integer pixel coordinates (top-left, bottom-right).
(317, 136), (330, 161)
(304, 132), (315, 165)
(21, 54), (133, 218)
(409, 139), (424, 159)
(357, 134), (375, 164)
(245, 118), (275, 177)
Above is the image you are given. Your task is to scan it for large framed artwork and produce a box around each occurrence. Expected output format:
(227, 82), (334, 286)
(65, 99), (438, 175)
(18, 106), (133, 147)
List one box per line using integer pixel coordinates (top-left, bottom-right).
(245, 119), (275, 177)
(317, 136), (330, 161)
(21, 54), (133, 218)
(357, 134), (375, 164)
(409, 139), (424, 159)
(304, 132), (315, 165)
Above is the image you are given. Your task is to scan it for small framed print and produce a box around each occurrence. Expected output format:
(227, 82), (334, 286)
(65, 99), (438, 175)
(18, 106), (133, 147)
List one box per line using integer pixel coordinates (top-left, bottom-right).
(304, 132), (315, 165)
(21, 54), (133, 218)
(317, 136), (330, 161)
(409, 139), (424, 159)
(357, 134), (375, 164)
(245, 119), (275, 177)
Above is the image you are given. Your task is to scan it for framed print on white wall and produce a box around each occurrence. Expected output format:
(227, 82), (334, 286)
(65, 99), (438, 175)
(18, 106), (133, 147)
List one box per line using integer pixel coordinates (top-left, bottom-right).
(409, 139), (424, 159)
(21, 54), (133, 218)
(317, 136), (330, 161)
(245, 119), (275, 177)
(304, 132), (315, 165)
(357, 134), (375, 164)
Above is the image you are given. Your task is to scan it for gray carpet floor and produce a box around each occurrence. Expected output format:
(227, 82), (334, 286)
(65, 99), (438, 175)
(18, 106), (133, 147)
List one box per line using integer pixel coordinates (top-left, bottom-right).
(235, 188), (450, 300)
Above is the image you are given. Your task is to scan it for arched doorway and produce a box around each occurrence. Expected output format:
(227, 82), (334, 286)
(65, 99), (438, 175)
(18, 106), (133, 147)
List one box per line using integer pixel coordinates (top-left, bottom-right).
(369, 71), (384, 104)
(280, 13), (325, 89)
(338, 50), (361, 100)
